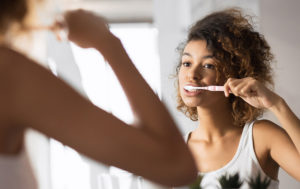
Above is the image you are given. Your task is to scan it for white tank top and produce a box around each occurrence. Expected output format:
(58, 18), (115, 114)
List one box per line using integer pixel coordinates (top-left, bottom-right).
(0, 147), (37, 189)
(178, 121), (279, 189)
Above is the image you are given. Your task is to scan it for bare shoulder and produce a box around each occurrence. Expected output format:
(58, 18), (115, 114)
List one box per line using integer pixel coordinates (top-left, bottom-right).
(0, 46), (46, 85)
(0, 46), (41, 120)
(0, 46), (15, 67)
(253, 119), (288, 148)
(0, 47), (29, 154)
(0, 46), (35, 74)
(0, 46), (32, 64)
(254, 119), (285, 134)
(0, 46), (22, 59)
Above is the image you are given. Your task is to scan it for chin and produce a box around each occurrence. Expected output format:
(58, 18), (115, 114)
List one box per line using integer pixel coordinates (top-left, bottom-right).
(182, 98), (202, 108)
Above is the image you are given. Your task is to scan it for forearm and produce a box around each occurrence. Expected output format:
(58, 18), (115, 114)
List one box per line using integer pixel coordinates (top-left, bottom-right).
(63, 10), (182, 141)
(270, 97), (300, 152)
(94, 36), (181, 140)
(8, 51), (197, 186)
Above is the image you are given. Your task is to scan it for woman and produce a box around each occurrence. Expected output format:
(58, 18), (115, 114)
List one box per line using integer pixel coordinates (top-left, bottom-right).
(176, 8), (300, 188)
(0, 0), (197, 188)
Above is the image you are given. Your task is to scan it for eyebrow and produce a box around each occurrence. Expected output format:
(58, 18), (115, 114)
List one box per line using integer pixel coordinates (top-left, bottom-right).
(182, 52), (214, 60)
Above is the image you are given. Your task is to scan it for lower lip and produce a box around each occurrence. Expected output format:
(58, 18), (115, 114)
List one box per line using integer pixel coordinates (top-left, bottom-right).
(183, 89), (203, 96)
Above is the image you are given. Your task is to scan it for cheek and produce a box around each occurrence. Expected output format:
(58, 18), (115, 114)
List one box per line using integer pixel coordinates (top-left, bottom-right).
(178, 70), (185, 87)
(217, 75), (227, 85)
(177, 73), (185, 101)
(202, 72), (218, 85)
(214, 68), (226, 85)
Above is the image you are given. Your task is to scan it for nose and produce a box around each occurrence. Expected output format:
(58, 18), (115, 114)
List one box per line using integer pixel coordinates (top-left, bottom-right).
(187, 67), (201, 81)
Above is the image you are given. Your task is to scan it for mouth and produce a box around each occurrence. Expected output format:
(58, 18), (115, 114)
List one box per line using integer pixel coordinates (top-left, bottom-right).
(183, 85), (204, 96)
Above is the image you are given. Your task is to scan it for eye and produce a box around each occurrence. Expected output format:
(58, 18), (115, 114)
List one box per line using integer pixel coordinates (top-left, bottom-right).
(182, 62), (191, 67)
(203, 63), (215, 69)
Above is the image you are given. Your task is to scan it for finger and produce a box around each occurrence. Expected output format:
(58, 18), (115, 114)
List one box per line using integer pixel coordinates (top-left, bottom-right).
(234, 81), (249, 97)
(227, 78), (243, 97)
(244, 82), (259, 97)
(224, 78), (234, 97)
(62, 11), (79, 41)
(241, 78), (258, 95)
(62, 10), (72, 25)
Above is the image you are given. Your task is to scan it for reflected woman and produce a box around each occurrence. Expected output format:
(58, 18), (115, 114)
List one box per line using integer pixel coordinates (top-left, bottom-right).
(176, 8), (300, 188)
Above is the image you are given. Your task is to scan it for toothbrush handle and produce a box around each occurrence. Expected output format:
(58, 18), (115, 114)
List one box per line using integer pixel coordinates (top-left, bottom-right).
(208, 86), (232, 93)
(207, 86), (224, 91)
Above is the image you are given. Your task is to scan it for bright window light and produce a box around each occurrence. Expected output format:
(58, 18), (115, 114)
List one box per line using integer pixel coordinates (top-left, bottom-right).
(50, 23), (160, 189)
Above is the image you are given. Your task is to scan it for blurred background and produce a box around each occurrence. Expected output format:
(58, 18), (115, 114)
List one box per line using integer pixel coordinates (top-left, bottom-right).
(25, 0), (300, 188)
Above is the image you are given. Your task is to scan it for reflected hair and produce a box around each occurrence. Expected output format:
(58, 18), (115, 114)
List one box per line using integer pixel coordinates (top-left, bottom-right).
(0, 0), (42, 37)
(176, 8), (274, 127)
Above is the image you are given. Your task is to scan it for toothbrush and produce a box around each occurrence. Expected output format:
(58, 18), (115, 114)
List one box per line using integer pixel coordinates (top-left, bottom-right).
(184, 85), (230, 92)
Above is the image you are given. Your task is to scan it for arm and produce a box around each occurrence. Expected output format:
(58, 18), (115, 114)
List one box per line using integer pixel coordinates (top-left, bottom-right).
(64, 10), (176, 138)
(224, 77), (300, 180)
(269, 98), (300, 152)
(0, 12), (197, 187)
(268, 97), (300, 180)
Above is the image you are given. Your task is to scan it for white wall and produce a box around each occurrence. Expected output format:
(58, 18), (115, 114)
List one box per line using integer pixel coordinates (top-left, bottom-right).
(261, 0), (300, 188)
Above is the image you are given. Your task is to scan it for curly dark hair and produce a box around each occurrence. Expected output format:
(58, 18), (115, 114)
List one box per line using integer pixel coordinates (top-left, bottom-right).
(0, 0), (28, 34)
(0, 0), (43, 37)
(176, 8), (274, 127)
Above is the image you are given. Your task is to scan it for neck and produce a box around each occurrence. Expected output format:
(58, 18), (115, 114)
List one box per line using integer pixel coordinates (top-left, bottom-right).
(194, 102), (238, 141)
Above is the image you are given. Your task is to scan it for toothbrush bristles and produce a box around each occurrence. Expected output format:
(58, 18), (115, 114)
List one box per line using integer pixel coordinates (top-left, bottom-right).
(184, 85), (225, 91)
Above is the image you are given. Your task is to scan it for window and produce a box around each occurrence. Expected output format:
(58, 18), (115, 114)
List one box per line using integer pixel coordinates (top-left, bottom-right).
(49, 23), (160, 189)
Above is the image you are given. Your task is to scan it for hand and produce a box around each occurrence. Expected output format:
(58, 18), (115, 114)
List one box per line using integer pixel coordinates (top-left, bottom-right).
(58, 9), (115, 48)
(224, 77), (281, 109)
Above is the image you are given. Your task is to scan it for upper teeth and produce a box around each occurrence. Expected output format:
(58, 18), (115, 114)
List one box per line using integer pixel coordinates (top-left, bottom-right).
(184, 86), (199, 91)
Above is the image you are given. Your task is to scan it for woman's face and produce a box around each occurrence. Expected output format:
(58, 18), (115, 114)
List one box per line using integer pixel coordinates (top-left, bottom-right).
(178, 40), (225, 108)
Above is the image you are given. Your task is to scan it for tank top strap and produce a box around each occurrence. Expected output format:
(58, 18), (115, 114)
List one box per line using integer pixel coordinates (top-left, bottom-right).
(184, 132), (191, 143)
(247, 119), (264, 165)
(239, 120), (256, 150)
